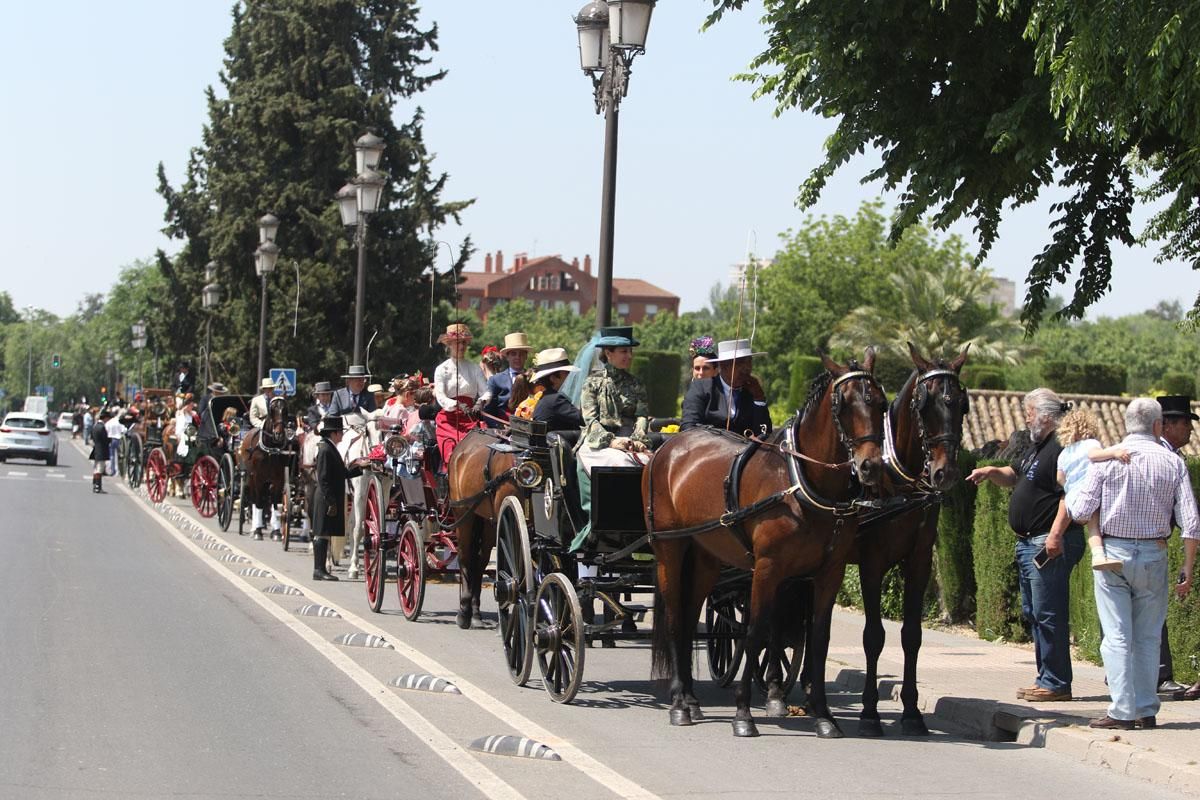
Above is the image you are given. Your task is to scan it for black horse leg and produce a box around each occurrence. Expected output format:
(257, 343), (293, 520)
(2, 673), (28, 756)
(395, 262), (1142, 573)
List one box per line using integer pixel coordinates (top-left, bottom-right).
(470, 526), (488, 625)
(899, 548), (934, 735)
(679, 547), (713, 722)
(651, 541), (692, 726)
(857, 557), (887, 737)
(733, 605), (768, 737)
(763, 612), (789, 718)
(456, 516), (476, 629)
(807, 572), (846, 739)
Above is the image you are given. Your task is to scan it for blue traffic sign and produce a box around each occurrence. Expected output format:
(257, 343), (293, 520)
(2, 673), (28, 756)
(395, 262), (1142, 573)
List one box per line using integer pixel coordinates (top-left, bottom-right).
(269, 368), (297, 397)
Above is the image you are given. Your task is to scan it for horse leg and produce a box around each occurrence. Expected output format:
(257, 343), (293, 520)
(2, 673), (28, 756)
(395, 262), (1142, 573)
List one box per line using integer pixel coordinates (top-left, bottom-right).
(651, 539), (692, 726)
(762, 585), (793, 719)
(347, 475), (367, 578)
(471, 520), (493, 624)
(806, 570), (847, 739)
(898, 544), (934, 736)
(857, 554), (888, 737)
(681, 549), (720, 721)
(456, 514), (479, 629)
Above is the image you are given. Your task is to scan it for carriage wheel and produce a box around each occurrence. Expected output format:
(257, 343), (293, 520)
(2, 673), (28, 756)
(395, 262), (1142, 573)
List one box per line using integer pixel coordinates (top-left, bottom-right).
(706, 594), (747, 687)
(237, 469), (248, 536)
(425, 528), (458, 571)
(191, 455), (220, 518)
(281, 466), (292, 552)
(533, 572), (586, 704)
(494, 495), (534, 687)
(364, 480), (387, 613)
(217, 454), (235, 531)
(396, 520), (426, 621)
(145, 448), (169, 503)
(126, 434), (144, 488)
(118, 437), (128, 480)
(753, 639), (803, 698)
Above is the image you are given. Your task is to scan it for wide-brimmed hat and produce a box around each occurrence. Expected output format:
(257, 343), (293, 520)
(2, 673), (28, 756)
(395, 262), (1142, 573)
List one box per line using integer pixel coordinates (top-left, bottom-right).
(260, 377), (279, 390)
(707, 339), (767, 363)
(319, 415), (344, 435)
(207, 382), (227, 394)
(531, 348), (580, 383)
(313, 380), (334, 395)
(367, 383), (385, 394)
(595, 325), (639, 347)
(341, 365), (371, 380)
(500, 331), (532, 354)
(437, 323), (473, 344)
(1157, 395), (1199, 421)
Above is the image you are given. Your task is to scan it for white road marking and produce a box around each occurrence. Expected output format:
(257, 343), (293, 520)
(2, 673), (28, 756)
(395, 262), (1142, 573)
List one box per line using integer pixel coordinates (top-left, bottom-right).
(46, 473), (65, 478)
(7, 471), (28, 477)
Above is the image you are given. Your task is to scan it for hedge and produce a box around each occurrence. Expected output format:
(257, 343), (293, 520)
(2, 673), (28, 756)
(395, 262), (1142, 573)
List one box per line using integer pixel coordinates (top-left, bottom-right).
(787, 355), (825, 413)
(1041, 361), (1127, 395)
(961, 365), (1005, 390)
(1161, 372), (1196, 397)
(972, 461), (1026, 642)
(631, 350), (683, 418)
(934, 450), (978, 623)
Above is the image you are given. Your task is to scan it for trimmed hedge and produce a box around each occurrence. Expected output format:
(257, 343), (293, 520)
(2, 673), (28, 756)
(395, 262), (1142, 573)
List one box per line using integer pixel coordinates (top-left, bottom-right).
(787, 356), (825, 413)
(1041, 361), (1127, 395)
(961, 365), (1005, 390)
(631, 350), (683, 418)
(1161, 372), (1196, 397)
(934, 450), (978, 623)
(971, 461), (1026, 642)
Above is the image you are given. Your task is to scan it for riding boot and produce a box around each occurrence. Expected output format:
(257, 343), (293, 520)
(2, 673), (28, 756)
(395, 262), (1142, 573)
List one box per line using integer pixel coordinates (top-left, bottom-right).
(312, 538), (338, 581)
(93, 474), (103, 494)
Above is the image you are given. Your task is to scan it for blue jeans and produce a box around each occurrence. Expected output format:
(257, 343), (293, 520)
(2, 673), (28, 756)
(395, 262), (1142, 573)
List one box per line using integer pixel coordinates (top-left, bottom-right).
(108, 438), (121, 476)
(1015, 530), (1085, 693)
(1094, 537), (1169, 721)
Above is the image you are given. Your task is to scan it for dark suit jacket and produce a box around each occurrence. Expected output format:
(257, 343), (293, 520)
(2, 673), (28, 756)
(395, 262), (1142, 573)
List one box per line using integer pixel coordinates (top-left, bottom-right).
(532, 390), (584, 432)
(484, 369), (519, 424)
(327, 387), (375, 417)
(311, 437), (363, 537)
(681, 377), (772, 438)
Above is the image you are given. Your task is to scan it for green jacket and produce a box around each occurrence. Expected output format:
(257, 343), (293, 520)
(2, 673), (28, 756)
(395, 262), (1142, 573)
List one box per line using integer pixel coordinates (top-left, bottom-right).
(579, 363), (650, 450)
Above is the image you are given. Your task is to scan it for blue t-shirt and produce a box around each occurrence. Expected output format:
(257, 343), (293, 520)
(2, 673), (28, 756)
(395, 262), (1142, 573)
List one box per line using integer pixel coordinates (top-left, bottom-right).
(1057, 438), (1100, 508)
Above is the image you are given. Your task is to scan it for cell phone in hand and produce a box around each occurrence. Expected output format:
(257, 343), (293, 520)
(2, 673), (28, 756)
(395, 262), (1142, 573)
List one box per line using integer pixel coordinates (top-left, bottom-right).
(1033, 546), (1051, 569)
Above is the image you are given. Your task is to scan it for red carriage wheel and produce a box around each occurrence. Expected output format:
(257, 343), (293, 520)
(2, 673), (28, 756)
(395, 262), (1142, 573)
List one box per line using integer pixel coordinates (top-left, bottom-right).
(425, 528), (458, 571)
(191, 455), (221, 518)
(145, 448), (169, 503)
(396, 520), (426, 621)
(364, 479), (386, 613)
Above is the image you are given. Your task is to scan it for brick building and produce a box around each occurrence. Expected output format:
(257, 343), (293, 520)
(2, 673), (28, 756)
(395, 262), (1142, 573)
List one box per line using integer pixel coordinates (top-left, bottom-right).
(455, 250), (679, 323)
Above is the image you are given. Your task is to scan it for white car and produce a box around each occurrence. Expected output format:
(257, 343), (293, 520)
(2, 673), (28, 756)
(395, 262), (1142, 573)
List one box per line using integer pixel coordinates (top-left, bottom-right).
(0, 412), (59, 465)
(56, 412), (75, 432)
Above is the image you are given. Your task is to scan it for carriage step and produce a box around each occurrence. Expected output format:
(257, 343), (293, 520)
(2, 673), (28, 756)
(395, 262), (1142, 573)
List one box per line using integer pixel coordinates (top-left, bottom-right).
(468, 735), (560, 762)
(332, 632), (393, 650)
(389, 674), (461, 695)
(295, 604), (341, 618)
(263, 584), (304, 596)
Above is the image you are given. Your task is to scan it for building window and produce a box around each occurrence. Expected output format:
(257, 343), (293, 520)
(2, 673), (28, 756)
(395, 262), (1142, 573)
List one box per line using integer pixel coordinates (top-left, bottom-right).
(617, 303), (630, 315)
(540, 300), (550, 309)
(554, 300), (565, 309)
(468, 297), (480, 309)
(645, 304), (658, 316)
(569, 300), (580, 314)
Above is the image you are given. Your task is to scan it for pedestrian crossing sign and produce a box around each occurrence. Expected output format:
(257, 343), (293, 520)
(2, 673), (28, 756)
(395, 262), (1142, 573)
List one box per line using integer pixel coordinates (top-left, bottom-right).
(269, 368), (297, 397)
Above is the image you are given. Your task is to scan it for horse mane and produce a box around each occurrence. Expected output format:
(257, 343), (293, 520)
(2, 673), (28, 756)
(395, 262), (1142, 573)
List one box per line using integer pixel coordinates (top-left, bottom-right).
(802, 370), (833, 419)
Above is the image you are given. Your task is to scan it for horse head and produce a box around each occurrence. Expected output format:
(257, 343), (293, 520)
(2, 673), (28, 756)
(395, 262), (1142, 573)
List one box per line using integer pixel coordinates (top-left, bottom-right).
(903, 342), (970, 491)
(816, 348), (886, 487)
(264, 395), (292, 447)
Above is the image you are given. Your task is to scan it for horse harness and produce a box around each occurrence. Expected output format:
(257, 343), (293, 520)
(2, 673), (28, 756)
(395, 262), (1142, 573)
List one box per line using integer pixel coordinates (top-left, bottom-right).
(446, 437), (516, 515)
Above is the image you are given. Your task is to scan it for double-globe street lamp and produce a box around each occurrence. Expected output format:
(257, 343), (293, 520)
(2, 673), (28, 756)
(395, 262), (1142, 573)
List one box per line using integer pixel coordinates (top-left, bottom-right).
(201, 263), (223, 390)
(335, 132), (386, 365)
(254, 214), (280, 383)
(131, 319), (147, 394)
(574, 0), (655, 328)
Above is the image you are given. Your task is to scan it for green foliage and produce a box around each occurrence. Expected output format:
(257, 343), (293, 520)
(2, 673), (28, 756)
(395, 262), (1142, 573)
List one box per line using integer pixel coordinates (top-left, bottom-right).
(1067, 550), (1102, 666)
(631, 351), (684, 418)
(935, 451), (979, 624)
(706, 0), (1200, 325)
(1167, 459), (1200, 684)
(785, 356), (824, 413)
(1161, 372), (1196, 398)
(972, 466), (1026, 642)
(961, 366), (1005, 390)
(475, 298), (596, 358)
(1041, 361), (1127, 396)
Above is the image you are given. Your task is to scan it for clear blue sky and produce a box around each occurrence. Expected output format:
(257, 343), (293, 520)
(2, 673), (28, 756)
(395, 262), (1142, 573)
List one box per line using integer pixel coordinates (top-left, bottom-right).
(2, 1), (1198, 323)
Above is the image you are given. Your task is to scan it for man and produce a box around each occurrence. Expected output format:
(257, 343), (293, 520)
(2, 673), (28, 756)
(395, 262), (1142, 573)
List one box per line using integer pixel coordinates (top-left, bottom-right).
(104, 406), (126, 477)
(967, 388), (1083, 702)
(304, 381), (334, 430)
(249, 377), (278, 430)
(311, 415), (367, 581)
(1067, 398), (1199, 728)
(197, 382), (227, 450)
(1157, 395), (1200, 699)
(327, 365), (375, 417)
(89, 411), (111, 494)
(174, 362), (195, 397)
(484, 331), (532, 425)
(681, 338), (772, 438)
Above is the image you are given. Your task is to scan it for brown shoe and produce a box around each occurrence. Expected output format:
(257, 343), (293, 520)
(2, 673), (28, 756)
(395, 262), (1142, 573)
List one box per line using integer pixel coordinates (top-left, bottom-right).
(1024, 687), (1073, 702)
(1173, 680), (1200, 701)
(1134, 716), (1156, 729)
(1089, 715), (1134, 730)
(1016, 685), (1040, 700)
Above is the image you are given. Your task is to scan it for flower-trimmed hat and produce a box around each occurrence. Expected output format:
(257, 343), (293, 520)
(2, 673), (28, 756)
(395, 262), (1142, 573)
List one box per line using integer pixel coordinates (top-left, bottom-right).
(437, 323), (473, 344)
(595, 325), (639, 347)
(689, 335), (716, 358)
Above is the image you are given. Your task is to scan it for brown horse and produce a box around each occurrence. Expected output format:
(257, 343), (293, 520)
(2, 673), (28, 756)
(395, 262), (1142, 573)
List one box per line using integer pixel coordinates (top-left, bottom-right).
(645, 351), (887, 738)
(848, 343), (969, 737)
(447, 427), (519, 629)
(238, 396), (294, 537)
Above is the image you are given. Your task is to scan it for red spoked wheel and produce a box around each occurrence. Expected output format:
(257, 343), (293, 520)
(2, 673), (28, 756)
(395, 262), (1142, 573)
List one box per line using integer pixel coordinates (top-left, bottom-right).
(191, 455), (221, 518)
(396, 520), (426, 621)
(146, 448), (169, 503)
(364, 479), (386, 613)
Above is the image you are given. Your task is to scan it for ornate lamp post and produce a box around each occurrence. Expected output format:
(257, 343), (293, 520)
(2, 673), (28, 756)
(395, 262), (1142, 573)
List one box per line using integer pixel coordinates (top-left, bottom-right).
(104, 350), (115, 405)
(131, 319), (147, 393)
(255, 215), (280, 382)
(201, 262), (223, 390)
(336, 132), (386, 364)
(575, 0), (655, 327)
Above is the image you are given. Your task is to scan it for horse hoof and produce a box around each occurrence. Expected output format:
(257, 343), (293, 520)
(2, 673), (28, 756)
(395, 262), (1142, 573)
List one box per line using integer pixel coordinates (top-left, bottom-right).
(900, 716), (930, 737)
(456, 610), (472, 630)
(687, 703), (705, 721)
(814, 718), (844, 739)
(764, 699), (788, 718)
(858, 718), (884, 738)
(732, 719), (759, 738)
(669, 707), (693, 726)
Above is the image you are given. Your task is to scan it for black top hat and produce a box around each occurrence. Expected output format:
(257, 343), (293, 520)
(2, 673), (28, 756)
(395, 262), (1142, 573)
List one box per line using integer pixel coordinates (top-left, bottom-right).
(319, 414), (344, 435)
(1157, 395), (1199, 421)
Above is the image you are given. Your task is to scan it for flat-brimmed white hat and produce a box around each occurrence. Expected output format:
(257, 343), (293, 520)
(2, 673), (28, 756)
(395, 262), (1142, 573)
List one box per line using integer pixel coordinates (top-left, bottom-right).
(707, 339), (766, 363)
(500, 331), (532, 354)
(260, 377), (279, 390)
(531, 347), (579, 383)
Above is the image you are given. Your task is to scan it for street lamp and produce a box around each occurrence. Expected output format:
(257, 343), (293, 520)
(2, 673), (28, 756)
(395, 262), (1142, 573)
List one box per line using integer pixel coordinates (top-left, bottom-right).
(255, 217), (280, 382)
(336, 132), (386, 364)
(131, 319), (147, 395)
(575, 0), (655, 328)
(201, 262), (223, 390)
(105, 349), (115, 405)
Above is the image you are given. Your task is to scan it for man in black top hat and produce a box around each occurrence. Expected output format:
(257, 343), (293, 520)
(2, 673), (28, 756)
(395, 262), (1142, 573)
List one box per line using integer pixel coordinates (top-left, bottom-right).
(174, 363), (195, 397)
(1158, 395), (1199, 697)
(328, 365), (375, 417)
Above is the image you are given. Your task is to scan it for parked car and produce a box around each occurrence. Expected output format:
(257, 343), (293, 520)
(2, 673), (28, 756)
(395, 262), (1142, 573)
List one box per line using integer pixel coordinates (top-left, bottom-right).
(0, 412), (59, 465)
(56, 412), (74, 432)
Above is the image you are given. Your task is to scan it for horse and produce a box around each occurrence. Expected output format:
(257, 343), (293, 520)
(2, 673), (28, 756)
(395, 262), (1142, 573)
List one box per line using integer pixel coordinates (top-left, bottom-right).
(238, 395), (294, 539)
(447, 427), (519, 629)
(644, 350), (887, 739)
(844, 343), (970, 737)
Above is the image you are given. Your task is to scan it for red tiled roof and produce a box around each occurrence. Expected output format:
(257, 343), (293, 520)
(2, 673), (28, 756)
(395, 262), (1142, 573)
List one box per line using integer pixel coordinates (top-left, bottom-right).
(612, 278), (677, 300)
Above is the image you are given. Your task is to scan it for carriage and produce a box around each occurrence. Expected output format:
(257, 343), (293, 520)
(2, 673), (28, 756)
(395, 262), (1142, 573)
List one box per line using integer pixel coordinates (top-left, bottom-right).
(122, 388), (176, 489)
(201, 394), (253, 532)
(234, 395), (304, 546)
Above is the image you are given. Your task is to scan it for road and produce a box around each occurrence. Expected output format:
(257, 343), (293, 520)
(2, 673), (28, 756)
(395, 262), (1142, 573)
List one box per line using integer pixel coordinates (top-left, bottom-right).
(0, 436), (1182, 799)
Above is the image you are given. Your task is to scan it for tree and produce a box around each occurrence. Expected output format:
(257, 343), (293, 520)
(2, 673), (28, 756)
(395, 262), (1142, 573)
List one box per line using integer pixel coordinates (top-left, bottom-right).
(707, 1), (1200, 327)
(157, 0), (469, 394)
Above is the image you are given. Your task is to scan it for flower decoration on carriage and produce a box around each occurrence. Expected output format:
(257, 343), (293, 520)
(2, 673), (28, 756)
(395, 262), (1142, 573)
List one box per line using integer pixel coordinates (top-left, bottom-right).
(688, 335), (716, 358)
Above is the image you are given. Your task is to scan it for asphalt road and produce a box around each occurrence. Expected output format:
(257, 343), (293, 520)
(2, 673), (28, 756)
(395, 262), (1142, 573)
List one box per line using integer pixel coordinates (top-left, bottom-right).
(0, 436), (1183, 799)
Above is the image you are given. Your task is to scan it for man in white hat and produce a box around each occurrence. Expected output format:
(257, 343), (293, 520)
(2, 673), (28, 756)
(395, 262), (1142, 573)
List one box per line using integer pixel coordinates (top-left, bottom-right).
(249, 377), (279, 430)
(328, 364), (376, 417)
(483, 331), (532, 424)
(681, 338), (771, 437)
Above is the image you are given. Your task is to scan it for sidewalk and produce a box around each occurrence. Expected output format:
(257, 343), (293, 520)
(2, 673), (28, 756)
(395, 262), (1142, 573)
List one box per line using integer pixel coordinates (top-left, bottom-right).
(825, 608), (1200, 794)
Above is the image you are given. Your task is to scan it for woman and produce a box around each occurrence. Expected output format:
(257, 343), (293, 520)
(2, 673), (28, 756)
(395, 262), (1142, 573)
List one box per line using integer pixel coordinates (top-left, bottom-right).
(572, 326), (651, 550)
(89, 410), (111, 494)
(689, 335), (717, 381)
(515, 347), (583, 430)
(479, 345), (504, 381)
(433, 323), (490, 466)
(311, 415), (367, 580)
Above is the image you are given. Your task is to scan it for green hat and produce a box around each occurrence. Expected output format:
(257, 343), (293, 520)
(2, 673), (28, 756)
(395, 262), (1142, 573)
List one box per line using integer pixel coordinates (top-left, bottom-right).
(595, 326), (639, 347)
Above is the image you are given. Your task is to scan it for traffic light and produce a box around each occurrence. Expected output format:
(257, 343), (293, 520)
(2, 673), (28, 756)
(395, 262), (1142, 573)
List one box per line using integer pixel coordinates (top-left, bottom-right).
(100, 385), (107, 404)
(51, 353), (60, 369)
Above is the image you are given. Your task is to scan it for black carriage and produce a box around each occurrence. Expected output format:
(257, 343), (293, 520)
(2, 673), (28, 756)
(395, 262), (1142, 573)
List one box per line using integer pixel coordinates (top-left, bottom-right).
(198, 394), (252, 531)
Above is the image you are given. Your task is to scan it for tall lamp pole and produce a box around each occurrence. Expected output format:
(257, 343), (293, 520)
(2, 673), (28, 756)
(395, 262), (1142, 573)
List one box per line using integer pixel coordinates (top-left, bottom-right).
(336, 132), (386, 365)
(575, 0), (655, 328)
(131, 320), (147, 394)
(25, 306), (35, 397)
(255, 215), (280, 382)
(201, 263), (223, 390)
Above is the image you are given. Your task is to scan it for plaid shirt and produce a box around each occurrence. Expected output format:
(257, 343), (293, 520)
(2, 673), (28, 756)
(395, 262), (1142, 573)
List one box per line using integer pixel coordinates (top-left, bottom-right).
(1068, 433), (1200, 540)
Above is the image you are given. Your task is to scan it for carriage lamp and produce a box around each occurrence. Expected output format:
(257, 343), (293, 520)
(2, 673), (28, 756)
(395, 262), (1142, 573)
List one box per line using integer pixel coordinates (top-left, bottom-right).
(574, 0), (655, 327)
(514, 460), (545, 489)
(385, 433), (407, 459)
(258, 213), (279, 244)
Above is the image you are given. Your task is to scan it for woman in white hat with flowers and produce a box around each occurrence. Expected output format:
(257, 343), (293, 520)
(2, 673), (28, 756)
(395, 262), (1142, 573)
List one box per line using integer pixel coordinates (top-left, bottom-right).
(432, 323), (491, 465)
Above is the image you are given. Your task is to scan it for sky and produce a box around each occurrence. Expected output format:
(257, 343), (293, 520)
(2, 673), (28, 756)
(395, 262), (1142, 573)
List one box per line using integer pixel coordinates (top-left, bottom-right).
(2, 1), (1199, 324)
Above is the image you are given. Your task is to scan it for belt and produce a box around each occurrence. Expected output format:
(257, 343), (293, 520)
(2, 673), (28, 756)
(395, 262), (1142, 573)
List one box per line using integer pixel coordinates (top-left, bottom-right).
(1102, 534), (1168, 540)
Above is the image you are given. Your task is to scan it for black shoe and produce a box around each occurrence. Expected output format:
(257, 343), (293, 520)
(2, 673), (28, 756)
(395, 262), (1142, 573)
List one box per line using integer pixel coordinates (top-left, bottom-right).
(1157, 679), (1187, 694)
(1089, 715), (1135, 730)
(312, 570), (339, 581)
(1135, 716), (1157, 729)
(270, 530), (282, 541)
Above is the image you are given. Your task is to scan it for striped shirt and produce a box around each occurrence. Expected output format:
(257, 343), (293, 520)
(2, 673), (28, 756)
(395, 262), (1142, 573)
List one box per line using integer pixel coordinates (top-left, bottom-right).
(1068, 434), (1200, 541)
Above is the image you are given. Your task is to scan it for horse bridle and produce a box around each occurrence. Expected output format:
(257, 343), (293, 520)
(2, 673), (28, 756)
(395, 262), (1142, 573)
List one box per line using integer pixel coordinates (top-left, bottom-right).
(887, 368), (967, 486)
(829, 368), (885, 452)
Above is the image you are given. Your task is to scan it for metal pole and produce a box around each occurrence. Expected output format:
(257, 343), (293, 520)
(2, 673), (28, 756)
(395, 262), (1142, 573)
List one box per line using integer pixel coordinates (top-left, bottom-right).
(353, 216), (367, 364)
(257, 273), (269, 382)
(26, 310), (33, 396)
(596, 99), (619, 328)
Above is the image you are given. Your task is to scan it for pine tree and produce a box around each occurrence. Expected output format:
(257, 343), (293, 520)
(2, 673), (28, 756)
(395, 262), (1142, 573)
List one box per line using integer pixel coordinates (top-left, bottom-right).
(157, 0), (470, 393)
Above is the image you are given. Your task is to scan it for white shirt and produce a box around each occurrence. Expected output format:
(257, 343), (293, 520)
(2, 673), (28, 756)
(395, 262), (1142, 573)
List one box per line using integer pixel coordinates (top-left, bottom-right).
(434, 358), (490, 411)
(105, 416), (125, 441)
